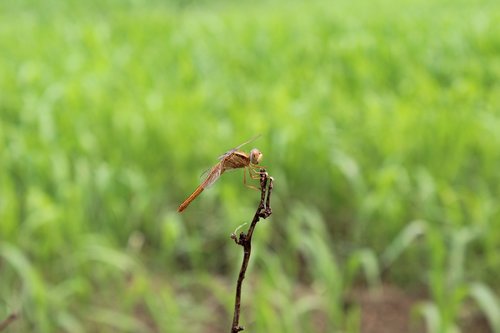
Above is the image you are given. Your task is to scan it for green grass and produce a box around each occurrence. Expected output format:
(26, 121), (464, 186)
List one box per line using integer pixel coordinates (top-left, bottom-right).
(1, 0), (500, 332)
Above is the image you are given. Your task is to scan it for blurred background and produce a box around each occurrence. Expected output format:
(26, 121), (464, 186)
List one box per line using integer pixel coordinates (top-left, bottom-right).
(1, 0), (500, 332)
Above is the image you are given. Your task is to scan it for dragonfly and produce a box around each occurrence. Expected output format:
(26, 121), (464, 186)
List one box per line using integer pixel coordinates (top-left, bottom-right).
(177, 136), (263, 213)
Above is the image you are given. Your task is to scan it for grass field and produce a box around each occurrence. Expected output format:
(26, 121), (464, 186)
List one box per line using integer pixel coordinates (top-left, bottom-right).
(1, 0), (500, 332)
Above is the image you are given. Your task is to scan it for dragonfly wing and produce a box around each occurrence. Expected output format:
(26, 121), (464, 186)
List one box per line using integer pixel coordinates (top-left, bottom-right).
(218, 151), (232, 160)
(217, 134), (261, 160)
(203, 164), (223, 188)
(199, 166), (211, 180)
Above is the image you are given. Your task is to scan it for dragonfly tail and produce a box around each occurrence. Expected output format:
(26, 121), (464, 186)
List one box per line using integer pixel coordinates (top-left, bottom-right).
(178, 185), (205, 212)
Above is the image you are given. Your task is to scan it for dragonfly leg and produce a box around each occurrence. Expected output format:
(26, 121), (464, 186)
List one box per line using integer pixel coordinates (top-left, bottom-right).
(248, 166), (267, 180)
(243, 167), (260, 191)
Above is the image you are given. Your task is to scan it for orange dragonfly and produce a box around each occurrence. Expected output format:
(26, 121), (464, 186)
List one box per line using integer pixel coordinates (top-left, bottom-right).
(177, 136), (263, 213)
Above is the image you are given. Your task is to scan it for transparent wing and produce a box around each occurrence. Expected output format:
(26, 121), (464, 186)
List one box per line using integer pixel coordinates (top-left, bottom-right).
(199, 167), (211, 180)
(218, 134), (261, 160)
(202, 163), (224, 189)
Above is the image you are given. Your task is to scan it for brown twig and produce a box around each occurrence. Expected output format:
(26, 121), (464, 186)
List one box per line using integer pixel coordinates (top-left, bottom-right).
(0, 313), (18, 332)
(230, 169), (273, 333)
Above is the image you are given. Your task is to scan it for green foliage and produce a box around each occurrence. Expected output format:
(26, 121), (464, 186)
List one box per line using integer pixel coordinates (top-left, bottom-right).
(1, 0), (500, 332)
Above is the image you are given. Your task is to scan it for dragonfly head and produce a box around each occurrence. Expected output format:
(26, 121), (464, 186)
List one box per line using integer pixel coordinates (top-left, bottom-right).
(249, 148), (263, 165)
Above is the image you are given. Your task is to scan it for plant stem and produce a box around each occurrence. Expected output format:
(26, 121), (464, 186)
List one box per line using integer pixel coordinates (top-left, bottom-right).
(0, 313), (18, 332)
(230, 170), (273, 333)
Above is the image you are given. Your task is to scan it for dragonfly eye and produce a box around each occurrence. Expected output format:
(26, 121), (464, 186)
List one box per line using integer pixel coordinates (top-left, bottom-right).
(250, 148), (262, 164)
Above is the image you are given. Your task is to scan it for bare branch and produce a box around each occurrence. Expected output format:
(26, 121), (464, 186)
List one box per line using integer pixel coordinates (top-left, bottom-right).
(230, 170), (274, 333)
(0, 313), (18, 332)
